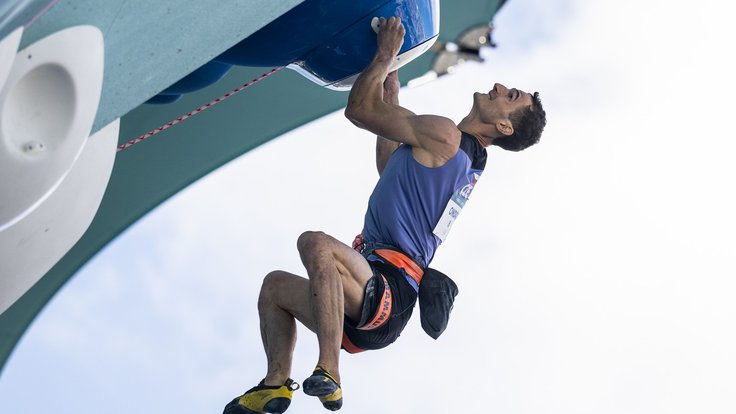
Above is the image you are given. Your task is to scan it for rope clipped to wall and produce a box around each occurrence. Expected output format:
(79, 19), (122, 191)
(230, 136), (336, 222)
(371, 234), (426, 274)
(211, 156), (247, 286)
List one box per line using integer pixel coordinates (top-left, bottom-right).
(117, 67), (282, 152)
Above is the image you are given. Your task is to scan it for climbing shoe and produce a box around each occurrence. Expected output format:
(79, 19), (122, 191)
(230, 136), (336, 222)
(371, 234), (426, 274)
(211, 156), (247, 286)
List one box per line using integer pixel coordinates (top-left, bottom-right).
(223, 378), (300, 414)
(302, 367), (343, 411)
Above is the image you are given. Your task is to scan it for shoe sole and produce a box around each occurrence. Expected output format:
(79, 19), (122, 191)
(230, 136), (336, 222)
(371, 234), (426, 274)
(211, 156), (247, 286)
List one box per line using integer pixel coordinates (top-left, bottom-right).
(264, 397), (291, 413)
(320, 399), (342, 411)
(302, 377), (338, 397)
(223, 397), (291, 414)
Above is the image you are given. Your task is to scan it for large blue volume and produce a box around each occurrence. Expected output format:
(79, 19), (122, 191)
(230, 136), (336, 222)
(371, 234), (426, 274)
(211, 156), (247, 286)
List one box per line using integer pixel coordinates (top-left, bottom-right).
(149, 0), (439, 103)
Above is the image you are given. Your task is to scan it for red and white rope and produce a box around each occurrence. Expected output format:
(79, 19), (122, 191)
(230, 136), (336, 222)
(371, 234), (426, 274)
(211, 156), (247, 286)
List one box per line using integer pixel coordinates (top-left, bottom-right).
(25, 0), (60, 28)
(117, 67), (282, 152)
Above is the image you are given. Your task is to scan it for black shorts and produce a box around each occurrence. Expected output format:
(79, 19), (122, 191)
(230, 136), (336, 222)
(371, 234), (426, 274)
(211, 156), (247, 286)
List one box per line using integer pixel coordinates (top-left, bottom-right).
(342, 257), (418, 353)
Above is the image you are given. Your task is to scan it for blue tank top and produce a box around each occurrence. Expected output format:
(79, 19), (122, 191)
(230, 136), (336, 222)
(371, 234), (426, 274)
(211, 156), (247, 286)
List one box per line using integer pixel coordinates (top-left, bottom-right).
(362, 132), (487, 269)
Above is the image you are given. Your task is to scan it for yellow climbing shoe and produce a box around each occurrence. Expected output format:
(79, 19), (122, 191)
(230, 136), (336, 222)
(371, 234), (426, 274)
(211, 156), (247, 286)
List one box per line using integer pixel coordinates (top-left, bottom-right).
(302, 367), (343, 411)
(223, 378), (299, 414)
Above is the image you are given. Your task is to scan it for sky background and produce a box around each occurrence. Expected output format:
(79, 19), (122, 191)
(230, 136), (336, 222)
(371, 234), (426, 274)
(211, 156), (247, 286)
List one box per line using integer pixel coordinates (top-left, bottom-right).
(2, 0), (736, 413)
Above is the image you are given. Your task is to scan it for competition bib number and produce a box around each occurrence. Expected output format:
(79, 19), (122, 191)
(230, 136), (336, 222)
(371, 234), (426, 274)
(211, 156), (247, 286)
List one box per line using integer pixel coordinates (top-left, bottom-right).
(433, 173), (480, 242)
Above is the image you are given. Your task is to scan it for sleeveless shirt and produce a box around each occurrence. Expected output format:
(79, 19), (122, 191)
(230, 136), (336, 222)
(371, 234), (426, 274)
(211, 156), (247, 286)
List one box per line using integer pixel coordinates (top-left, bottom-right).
(362, 132), (487, 269)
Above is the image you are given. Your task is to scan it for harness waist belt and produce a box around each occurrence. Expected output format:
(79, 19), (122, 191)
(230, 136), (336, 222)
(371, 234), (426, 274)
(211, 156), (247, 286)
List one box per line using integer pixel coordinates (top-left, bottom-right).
(373, 248), (424, 286)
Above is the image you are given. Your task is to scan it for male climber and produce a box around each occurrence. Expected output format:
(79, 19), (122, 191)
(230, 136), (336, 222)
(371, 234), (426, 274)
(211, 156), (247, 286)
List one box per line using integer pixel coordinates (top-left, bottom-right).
(224, 16), (546, 414)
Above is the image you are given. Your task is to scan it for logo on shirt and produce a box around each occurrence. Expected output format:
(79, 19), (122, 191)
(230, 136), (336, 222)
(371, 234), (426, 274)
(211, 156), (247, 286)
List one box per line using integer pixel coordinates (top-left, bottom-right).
(433, 173), (481, 242)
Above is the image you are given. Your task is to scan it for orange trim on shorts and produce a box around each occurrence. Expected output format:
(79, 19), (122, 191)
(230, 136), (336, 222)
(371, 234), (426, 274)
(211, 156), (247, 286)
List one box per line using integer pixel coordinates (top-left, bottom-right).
(342, 332), (365, 354)
(373, 249), (424, 286)
(357, 275), (392, 331)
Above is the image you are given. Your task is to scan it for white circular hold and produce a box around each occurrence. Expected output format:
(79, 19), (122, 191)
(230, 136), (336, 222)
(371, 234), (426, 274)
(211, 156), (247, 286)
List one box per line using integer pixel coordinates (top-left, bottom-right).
(3, 64), (76, 158)
(0, 25), (104, 231)
(371, 16), (381, 34)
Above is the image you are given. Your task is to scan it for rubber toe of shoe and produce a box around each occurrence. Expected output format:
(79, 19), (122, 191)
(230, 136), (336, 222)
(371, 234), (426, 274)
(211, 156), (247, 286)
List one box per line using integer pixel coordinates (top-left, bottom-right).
(223, 397), (260, 414)
(303, 369), (342, 411)
(303, 376), (338, 396)
(319, 396), (343, 411)
(223, 396), (291, 414)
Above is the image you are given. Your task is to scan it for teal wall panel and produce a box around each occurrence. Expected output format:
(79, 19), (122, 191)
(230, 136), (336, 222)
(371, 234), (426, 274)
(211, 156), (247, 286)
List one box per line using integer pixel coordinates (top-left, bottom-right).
(21, 0), (305, 132)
